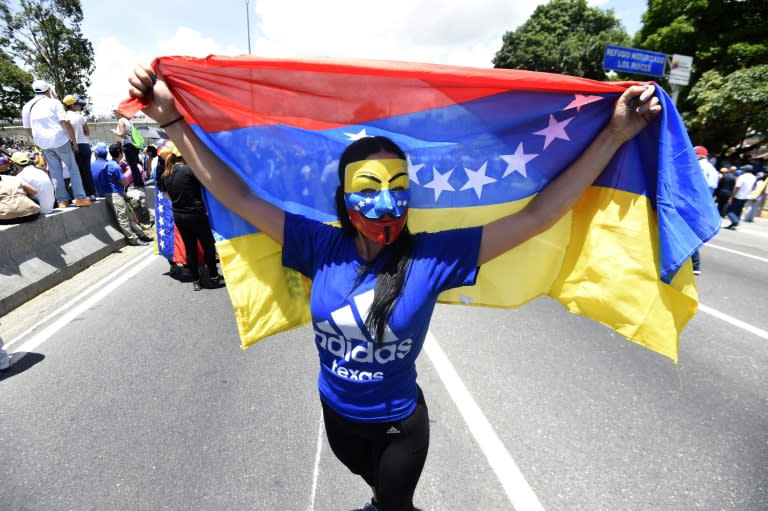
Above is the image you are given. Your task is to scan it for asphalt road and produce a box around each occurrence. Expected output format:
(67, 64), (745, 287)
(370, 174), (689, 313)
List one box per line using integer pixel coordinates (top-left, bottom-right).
(1, 218), (766, 511)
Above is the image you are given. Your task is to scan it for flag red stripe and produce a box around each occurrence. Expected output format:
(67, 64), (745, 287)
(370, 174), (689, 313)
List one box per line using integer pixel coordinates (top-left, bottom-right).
(121, 55), (639, 133)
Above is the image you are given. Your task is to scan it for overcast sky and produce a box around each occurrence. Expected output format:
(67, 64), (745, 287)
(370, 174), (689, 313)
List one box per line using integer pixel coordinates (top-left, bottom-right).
(79, 0), (646, 115)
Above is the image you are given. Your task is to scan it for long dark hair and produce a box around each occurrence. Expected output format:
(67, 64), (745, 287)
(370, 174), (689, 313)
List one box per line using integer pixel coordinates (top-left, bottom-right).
(334, 136), (413, 343)
(163, 154), (185, 177)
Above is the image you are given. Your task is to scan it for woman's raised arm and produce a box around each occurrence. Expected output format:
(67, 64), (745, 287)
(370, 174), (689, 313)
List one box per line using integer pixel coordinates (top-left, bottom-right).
(477, 84), (662, 266)
(127, 64), (285, 245)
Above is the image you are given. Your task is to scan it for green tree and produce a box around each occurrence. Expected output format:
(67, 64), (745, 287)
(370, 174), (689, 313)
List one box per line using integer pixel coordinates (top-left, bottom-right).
(685, 65), (768, 157)
(635, 0), (768, 104)
(493, 0), (630, 79)
(1, 0), (94, 101)
(0, 49), (34, 123)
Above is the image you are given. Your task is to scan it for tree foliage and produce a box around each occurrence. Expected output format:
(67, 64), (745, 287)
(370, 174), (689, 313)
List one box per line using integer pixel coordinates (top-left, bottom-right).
(635, 0), (768, 103)
(0, 49), (34, 123)
(1, 0), (94, 101)
(493, 0), (630, 79)
(685, 65), (768, 155)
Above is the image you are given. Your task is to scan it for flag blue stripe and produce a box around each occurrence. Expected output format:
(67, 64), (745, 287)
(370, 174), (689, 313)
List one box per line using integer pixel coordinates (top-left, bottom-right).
(195, 86), (718, 284)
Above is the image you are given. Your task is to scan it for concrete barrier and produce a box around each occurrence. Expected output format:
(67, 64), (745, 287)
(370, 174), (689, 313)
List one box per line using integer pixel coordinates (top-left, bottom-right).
(0, 188), (157, 317)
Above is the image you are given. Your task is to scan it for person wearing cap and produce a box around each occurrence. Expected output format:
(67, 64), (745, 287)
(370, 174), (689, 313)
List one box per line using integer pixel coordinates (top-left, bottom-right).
(0, 153), (40, 224)
(93, 142), (152, 246)
(10, 151), (55, 214)
(20, 80), (91, 209)
(156, 140), (224, 290)
(62, 94), (96, 201)
(90, 142), (111, 197)
(725, 164), (757, 229)
(694, 146), (719, 196)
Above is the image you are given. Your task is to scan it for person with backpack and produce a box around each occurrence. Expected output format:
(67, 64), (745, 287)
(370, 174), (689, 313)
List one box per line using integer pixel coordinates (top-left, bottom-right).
(111, 108), (146, 188)
(20, 79), (91, 208)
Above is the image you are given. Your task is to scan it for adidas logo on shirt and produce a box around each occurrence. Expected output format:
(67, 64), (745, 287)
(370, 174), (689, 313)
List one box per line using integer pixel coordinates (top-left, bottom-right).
(315, 290), (414, 382)
(386, 426), (401, 434)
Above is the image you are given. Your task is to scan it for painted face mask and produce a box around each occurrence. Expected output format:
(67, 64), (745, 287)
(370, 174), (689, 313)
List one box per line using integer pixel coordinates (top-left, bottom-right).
(344, 158), (410, 245)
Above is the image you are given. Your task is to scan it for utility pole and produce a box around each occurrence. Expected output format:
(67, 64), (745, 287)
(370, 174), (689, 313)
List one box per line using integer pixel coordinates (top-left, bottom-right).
(245, 0), (252, 54)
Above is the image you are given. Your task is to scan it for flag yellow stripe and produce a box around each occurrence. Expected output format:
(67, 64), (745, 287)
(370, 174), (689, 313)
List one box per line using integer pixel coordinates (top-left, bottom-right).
(217, 233), (311, 349)
(217, 186), (695, 361)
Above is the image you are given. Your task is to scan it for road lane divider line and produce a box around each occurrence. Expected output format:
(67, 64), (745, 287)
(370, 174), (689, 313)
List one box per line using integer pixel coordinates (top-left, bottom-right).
(7, 249), (154, 350)
(425, 332), (545, 511)
(308, 411), (324, 511)
(705, 243), (768, 263)
(8, 251), (156, 354)
(698, 304), (768, 340)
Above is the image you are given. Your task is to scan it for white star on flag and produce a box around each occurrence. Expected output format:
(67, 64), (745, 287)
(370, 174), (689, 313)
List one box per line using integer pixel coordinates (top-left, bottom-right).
(460, 162), (496, 199)
(159, 239), (165, 249)
(159, 228), (165, 237)
(158, 216), (164, 226)
(500, 143), (538, 178)
(424, 167), (455, 201)
(344, 128), (369, 140)
(564, 94), (603, 111)
(157, 203), (163, 213)
(533, 114), (574, 149)
(407, 155), (423, 185)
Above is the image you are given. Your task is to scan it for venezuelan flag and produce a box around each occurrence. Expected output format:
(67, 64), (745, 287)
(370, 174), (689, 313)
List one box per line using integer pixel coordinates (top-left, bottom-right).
(153, 166), (206, 268)
(122, 56), (720, 362)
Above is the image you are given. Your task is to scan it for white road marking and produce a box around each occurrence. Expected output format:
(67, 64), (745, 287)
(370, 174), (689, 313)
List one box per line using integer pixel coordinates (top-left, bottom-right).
(698, 304), (768, 340)
(705, 243), (768, 263)
(7, 251), (156, 355)
(6, 249), (154, 350)
(425, 332), (545, 511)
(308, 412), (324, 511)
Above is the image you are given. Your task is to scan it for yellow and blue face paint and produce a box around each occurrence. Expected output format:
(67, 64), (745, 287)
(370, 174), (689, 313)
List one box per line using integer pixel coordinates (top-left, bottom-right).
(344, 159), (410, 220)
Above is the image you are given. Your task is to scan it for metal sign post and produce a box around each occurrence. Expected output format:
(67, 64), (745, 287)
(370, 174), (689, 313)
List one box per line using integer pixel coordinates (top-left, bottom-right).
(668, 54), (694, 106)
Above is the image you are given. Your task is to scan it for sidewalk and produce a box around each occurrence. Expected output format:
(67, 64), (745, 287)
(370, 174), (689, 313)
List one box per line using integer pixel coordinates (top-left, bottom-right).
(0, 188), (157, 318)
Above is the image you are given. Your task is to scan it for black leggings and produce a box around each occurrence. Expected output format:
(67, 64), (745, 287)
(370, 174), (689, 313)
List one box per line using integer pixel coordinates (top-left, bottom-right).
(321, 388), (430, 511)
(173, 211), (219, 280)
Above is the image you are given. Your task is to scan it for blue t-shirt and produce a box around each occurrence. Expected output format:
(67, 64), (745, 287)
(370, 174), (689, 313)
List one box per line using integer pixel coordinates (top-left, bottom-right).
(90, 158), (109, 197)
(92, 159), (125, 196)
(283, 213), (482, 423)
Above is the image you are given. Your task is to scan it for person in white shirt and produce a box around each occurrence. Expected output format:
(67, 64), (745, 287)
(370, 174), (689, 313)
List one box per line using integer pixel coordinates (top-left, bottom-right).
(10, 152), (55, 214)
(725, 165), (757, 230)
(62, 94), (96, 200)
(21, 80), (91, 209)
(694, 146), (719, 196)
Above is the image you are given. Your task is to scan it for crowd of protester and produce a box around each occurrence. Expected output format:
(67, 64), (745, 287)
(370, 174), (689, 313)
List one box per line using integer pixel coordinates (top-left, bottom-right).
(695, 146), (767, 227)
(1, 80), (157, 242)
(690, 145), (767, 275)
(2, 78), (226, 294)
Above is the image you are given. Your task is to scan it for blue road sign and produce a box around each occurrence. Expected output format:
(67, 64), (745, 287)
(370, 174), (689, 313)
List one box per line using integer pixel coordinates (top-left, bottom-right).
(603, 45), (667, 77)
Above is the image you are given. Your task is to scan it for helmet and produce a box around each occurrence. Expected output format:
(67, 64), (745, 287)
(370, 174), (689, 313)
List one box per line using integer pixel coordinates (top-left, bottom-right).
(694, 146), (708, 156)
(10, 151), (30, 166)
(94, 142), (108, 158)
(62, 94), (77, 106)
(156, 139), (181, 160)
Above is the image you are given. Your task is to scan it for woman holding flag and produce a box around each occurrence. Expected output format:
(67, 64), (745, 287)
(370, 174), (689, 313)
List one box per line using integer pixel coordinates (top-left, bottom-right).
(127, 64), (660, 511)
